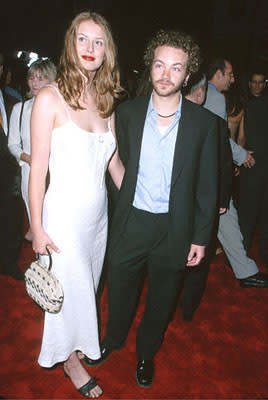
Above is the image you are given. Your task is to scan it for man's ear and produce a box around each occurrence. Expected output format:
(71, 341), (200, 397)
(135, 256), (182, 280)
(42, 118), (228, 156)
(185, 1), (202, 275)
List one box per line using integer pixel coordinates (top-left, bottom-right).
(215, 69), (223, 80)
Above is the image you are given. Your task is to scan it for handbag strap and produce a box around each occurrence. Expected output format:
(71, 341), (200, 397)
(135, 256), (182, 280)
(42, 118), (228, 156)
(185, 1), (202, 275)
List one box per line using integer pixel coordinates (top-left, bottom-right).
(37, 246), (53, 271)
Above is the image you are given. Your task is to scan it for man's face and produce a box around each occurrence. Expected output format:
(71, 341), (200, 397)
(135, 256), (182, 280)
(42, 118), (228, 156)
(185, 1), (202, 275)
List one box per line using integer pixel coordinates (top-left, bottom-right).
(249, 74), (266, 97)
(151, 45), (189, 97)
(219, 61), (234, 92)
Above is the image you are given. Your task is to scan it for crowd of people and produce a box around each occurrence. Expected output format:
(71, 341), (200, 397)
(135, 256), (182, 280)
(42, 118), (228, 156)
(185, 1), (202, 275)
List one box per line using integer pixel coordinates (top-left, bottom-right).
(0, 9), (267, 398)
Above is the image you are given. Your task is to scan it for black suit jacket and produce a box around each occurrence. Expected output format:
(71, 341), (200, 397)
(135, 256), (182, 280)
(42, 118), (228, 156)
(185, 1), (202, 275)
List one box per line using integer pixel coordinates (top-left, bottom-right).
(244, 93), (268, 164)
(109, 95), (219, 270)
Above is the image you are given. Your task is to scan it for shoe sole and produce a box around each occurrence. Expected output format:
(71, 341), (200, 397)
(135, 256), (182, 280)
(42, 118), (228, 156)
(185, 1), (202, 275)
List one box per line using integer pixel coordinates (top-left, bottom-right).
(83, 345), (124, 367)
(83, 356), (108, 367)
(240, 283), (268, 288)
(135, 371), (154, 388)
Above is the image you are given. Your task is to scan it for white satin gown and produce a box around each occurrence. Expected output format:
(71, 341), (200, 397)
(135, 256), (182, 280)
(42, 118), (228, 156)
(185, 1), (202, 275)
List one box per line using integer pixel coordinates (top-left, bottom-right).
(38, 85), (116, 367)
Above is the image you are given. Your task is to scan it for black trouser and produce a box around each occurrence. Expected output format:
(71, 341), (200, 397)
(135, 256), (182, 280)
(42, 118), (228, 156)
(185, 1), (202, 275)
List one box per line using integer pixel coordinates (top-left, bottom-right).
(238, 163), (268, 264)
(181, 262), (210, 317)
(104, 206), (184, 360)
(180, 216), (220, 318)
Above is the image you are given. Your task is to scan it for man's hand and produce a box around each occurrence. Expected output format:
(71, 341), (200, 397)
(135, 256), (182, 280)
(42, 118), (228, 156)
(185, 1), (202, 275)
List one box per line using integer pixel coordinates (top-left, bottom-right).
(243, 150), (255, 168)
(186, 244), (205, 267)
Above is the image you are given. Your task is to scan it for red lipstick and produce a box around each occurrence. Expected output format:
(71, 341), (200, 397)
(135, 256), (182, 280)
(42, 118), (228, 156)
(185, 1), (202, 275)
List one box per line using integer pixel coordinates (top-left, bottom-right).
(82, 55), (95, 61)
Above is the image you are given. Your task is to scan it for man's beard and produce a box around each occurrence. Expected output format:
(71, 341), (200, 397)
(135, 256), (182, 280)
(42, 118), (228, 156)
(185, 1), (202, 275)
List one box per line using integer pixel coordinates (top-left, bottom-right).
(153, 79), (183, 97)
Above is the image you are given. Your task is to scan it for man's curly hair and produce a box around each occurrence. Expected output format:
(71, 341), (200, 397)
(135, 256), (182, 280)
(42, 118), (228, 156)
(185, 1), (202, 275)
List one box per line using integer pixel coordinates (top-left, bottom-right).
(144, 29), (201, 75)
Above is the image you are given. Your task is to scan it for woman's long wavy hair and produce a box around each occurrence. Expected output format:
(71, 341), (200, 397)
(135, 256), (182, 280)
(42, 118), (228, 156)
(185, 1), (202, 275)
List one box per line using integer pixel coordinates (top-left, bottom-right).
(57, 11), (123, 117)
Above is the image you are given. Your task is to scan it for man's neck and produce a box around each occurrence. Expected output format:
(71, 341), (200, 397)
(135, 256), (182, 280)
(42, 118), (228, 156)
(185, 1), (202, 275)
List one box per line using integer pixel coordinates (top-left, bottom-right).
(152, 91), (181, 115)
(209, 78), (221, 93)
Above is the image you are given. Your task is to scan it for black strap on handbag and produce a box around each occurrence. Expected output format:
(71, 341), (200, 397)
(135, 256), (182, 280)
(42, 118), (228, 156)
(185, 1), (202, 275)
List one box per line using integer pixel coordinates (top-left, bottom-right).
(37, 246), (53, 271)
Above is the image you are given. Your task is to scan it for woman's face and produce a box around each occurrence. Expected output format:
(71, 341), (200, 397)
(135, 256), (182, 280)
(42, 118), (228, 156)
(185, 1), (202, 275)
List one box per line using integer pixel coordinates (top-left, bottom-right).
(28, 71), (50, 96)
(76, 19), (105, 73)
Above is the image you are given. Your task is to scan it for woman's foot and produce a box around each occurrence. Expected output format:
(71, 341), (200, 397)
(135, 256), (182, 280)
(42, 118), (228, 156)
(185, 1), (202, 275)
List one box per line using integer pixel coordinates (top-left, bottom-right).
(24, 229), (33, 242)
(64, 352), (103, 398)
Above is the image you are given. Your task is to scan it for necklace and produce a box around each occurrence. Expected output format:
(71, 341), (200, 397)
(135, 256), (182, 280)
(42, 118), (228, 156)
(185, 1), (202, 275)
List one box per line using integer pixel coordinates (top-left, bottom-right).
(157, 111), (176, 118)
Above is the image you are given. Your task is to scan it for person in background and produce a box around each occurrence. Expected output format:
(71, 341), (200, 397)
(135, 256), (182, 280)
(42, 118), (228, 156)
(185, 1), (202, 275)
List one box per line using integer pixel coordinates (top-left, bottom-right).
(200, 58), (268, 288)
(248, 70), (266, 100)
(2, 59), (25, 121)
(238, 91), (268, 271)
(8, 59), (57, 242)
(29, 11), (124, 398)
(225, 82), (246, 142)
(237, 70), (266, 147)
(0, 52), (24, 280)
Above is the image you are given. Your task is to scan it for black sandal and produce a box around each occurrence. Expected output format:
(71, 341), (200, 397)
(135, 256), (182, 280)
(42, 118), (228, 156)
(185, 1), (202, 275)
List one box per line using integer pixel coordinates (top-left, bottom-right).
(64, 369), (101, 398)
(78, 377), (99, 398)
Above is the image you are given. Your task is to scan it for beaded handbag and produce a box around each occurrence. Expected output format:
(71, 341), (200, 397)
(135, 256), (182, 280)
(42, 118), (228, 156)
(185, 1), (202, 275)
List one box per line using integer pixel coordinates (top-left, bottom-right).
(25, 248), (64, 313)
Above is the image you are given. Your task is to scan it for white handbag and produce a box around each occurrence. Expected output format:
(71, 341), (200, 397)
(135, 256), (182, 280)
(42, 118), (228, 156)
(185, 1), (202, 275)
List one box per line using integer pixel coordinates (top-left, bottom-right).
(25, 248), (64, 313)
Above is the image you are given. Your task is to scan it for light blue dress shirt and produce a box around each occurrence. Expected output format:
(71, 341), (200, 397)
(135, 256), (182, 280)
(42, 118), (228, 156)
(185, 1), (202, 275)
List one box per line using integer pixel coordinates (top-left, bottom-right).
(133, 94), (182, 213)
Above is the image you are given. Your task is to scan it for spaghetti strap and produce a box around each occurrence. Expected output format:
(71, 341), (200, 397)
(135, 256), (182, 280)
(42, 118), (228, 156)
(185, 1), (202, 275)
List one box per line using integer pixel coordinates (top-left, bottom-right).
(45, 84), (71, 121)
(107, 116), (112, 131)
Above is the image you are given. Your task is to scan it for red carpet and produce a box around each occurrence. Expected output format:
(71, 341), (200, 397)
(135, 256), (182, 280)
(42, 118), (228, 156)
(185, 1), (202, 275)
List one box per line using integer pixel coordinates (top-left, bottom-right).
(1, 236), (268, 399)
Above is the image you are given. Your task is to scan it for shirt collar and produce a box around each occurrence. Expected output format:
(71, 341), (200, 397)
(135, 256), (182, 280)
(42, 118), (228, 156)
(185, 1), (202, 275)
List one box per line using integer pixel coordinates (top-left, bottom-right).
(208, 81), (220, 92)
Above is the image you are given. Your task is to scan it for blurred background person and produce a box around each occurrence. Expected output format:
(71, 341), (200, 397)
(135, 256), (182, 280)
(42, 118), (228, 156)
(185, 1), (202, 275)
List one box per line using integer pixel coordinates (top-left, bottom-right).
(0, 52), (24, 280)
(238, 91), (268, 271)
(8, 59), (57, 242)
(1, 59), (26, 121)
(225, 82), (247, 142)
(237, 69), (266, 147)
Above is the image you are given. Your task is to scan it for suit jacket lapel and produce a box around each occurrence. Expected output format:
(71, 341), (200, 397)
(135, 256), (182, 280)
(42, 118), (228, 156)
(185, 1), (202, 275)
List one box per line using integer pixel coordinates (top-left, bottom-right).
(129, 96), (150, 175)
(171, 97), (193, 187)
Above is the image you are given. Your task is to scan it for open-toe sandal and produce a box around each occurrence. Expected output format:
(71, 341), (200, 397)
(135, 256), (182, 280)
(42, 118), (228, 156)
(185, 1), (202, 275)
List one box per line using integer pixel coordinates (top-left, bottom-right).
(64, 368), (100, 398)
(78, 377), (99, 398)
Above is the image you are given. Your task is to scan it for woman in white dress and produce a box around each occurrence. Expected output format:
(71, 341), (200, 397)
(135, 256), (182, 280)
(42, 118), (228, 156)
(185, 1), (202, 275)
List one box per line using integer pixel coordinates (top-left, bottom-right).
(8, 59), (57, 241)
(29, 11), (124, 398)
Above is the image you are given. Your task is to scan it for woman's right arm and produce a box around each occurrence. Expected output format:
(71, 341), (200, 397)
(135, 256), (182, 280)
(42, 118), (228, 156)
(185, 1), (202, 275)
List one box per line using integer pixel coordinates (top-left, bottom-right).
(29, 88), (59, 255)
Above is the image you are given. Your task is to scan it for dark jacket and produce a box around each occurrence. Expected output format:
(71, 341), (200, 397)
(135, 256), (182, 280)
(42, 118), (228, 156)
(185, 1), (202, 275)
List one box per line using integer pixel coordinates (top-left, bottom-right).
(109, 95), (219, 270)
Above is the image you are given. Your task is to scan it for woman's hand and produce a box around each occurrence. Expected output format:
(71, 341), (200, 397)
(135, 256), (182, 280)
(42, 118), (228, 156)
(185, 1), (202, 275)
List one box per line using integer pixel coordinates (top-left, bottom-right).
(32, 228), (60, 255)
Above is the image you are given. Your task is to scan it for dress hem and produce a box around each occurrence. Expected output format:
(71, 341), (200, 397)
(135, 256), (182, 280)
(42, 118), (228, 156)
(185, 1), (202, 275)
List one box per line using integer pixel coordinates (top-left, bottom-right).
(38, 349), (101, 368)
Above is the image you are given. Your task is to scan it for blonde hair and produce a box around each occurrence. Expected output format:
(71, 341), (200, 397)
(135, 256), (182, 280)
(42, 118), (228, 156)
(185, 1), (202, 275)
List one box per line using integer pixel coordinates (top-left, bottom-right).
(27, 59), (57, 82)
(57, 11), (123, 117)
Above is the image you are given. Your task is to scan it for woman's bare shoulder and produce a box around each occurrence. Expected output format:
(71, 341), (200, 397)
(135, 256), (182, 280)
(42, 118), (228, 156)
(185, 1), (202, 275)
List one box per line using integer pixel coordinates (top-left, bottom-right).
(35, 83), (60, 106)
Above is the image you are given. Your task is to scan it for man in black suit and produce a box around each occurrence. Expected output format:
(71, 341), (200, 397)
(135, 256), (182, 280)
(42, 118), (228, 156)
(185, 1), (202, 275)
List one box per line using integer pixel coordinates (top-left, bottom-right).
(85, 30), (219, 386)
(238, 92), (268, 268)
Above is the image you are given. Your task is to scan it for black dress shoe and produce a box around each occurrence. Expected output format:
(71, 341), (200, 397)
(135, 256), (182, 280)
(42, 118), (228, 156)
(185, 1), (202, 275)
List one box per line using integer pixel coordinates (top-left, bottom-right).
(239, 272), (268, 288)
(135, 360), (154, 388)
(83, 343), (122, 367)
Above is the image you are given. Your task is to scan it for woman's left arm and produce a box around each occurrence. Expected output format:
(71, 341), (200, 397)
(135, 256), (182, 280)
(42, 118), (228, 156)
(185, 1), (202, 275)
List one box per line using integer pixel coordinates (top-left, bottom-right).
(108, 113), (125, 190)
